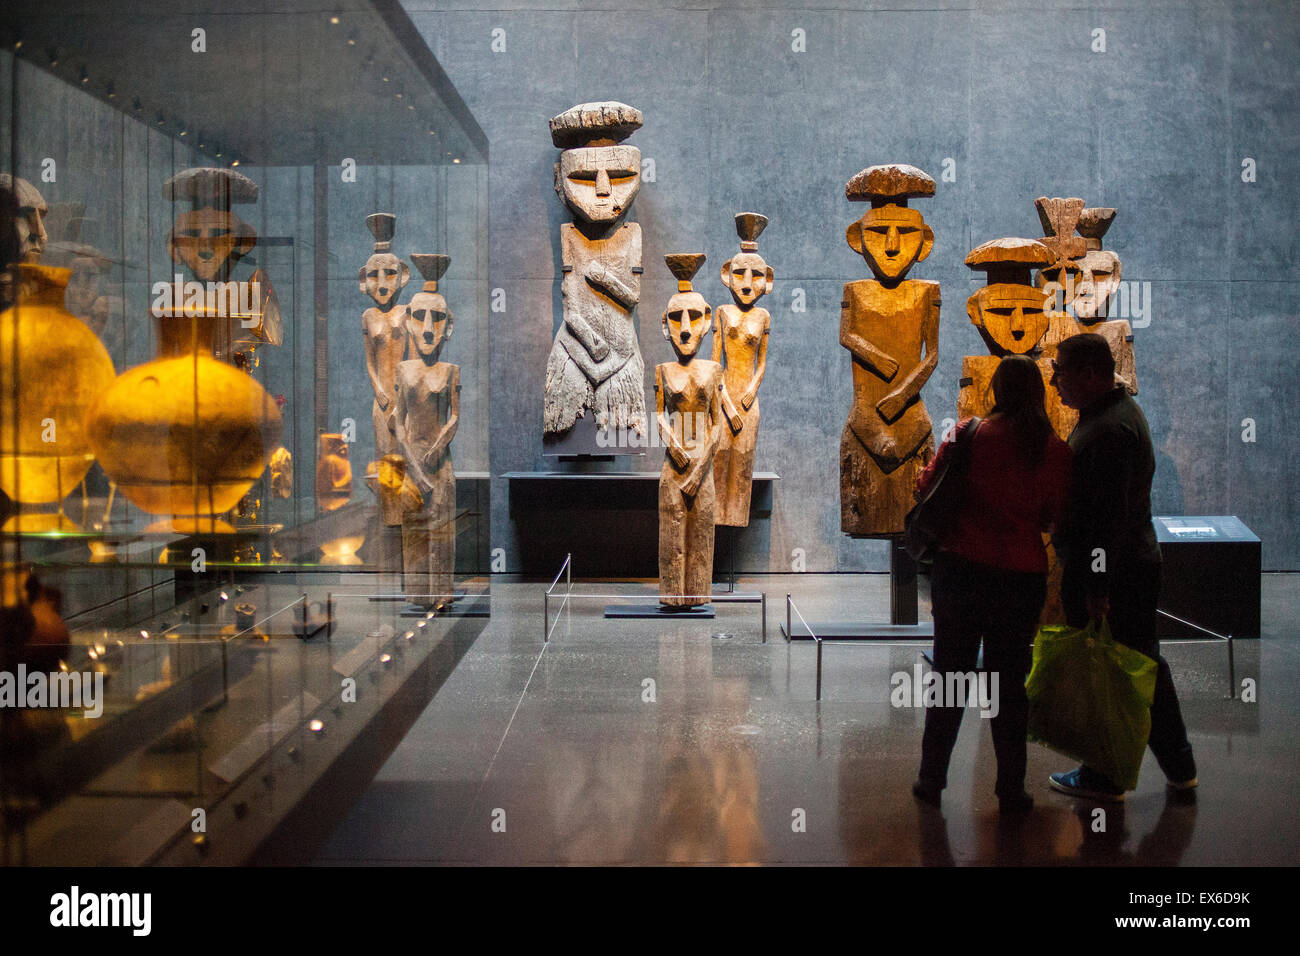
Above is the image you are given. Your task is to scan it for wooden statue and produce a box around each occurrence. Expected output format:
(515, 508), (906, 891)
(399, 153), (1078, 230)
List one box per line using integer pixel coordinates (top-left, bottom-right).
(839, 164), (940, 536)
(395, 254), (460, 607)
(656, 254), (725, 609)
(959, 238), (1055, 421)
(1071, 207), (1136, 394)
(361, 213), (411, 461)
(543, 102), (647, 448)
(712, 213), (772, 528)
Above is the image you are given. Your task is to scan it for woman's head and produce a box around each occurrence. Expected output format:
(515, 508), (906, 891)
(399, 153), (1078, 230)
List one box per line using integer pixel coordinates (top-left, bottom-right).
(990, 354), (1046, 414)
(989, 354), (1052, 464)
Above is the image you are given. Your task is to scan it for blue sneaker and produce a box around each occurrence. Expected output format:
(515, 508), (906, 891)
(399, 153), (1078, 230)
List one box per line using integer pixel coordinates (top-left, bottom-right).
(1050, 768), (1125, 802)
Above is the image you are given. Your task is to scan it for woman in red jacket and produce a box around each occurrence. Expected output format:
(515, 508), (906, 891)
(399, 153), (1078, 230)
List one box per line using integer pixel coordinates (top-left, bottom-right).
(912, 355), (1071, 814)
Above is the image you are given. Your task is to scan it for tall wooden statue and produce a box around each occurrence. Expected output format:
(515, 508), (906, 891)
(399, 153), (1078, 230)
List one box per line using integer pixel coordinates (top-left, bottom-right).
(656, 255), (724, 609)
(361, 213), (411, 462)
(839, 164), (940, 536)
(543, 102), (647, 450)
(712, 213), (772, 528)
(1072, 207), (1136, 394)
(394, 254), (459, 608)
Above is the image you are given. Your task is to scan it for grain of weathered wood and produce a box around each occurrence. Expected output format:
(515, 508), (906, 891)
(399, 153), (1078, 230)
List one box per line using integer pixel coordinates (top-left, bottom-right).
(840, 164), (940, 537)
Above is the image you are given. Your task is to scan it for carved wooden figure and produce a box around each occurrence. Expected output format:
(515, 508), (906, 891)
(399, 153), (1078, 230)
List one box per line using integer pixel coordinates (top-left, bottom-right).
(839, 164), (940, 536)
(543, 102), (647, 445)
(1072, 207), (1136, 394)
(712, 213), (772, 528)
(656, 254), (725, 609)
(959, 238), (1055, 421)
(361, 213), (411, 462)
(394, 254), (460, 607)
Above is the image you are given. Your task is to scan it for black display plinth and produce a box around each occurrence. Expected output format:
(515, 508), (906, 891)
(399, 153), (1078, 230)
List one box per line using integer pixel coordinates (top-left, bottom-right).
(605, 603), (715, 619)
(1154, 516), (1261, 639)
(505, 471), (778, 577)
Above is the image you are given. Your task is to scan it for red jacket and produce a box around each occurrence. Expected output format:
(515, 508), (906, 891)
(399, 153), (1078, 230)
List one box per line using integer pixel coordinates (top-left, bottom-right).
(916, 416), (1072, 574)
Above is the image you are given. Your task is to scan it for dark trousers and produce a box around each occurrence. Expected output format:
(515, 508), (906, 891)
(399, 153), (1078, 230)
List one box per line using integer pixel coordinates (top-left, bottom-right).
(1063, 559), (1197, 786)
(920, 551), (1046, 797)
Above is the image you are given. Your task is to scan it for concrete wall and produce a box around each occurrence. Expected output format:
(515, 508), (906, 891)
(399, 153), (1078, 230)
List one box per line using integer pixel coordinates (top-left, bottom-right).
(403, 0), (1300, 571)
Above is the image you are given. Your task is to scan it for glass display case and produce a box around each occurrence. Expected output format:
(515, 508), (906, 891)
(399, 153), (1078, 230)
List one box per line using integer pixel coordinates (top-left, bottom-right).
(0, 0), (489, 864)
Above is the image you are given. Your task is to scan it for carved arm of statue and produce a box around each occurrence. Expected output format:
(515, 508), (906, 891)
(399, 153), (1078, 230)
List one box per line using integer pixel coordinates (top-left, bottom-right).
(877, 290), (939, 423)
(584, 259), (638, 311)
(682, 369), (724, 498)
(656, 366), (690, 471)
(840, 307), (900, 382)
(364, 315), (393, 410)
(423, 371), (461, 471)
(741, 314), (770, 410)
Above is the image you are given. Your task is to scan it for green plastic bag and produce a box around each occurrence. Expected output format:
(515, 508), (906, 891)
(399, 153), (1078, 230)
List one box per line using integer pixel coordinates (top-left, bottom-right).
(1025, 618), (1158, 791)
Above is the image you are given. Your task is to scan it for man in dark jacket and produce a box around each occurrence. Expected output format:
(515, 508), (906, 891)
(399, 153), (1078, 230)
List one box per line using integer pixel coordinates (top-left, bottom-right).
(1048, 333), (1197, 800)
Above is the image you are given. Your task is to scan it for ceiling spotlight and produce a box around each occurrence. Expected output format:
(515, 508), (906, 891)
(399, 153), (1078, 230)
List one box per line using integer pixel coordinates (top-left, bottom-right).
(329, 15), (340, 25)
(79, 67), (88, 84)
(105, 81), (116, 98)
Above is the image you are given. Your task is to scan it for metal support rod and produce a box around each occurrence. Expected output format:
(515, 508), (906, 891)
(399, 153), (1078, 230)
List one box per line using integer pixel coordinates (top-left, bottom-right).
(543, 592), (549, 643)
(761, 593), (767, 644)
(785, 593), (791, 643)
(816, 638), (823, 702)
(1227, 635), (1236, 699)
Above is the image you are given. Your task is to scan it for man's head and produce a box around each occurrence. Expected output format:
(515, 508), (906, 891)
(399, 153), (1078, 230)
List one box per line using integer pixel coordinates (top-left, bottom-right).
(1051, 332), (1116, 409)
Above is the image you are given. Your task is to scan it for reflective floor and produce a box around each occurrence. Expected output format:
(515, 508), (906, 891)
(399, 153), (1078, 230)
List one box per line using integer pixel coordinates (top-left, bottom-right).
(317, 574), (1296, 865)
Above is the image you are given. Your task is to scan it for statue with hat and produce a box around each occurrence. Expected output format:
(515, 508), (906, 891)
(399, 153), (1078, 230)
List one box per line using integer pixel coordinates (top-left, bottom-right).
(839, 163), (941, 536)
(656, 254), (724, 609)
(712, 212), (772, 528)
(394, 253), (459, 607)
(361, 213), (412, 462)
(543, 101), (648, 450)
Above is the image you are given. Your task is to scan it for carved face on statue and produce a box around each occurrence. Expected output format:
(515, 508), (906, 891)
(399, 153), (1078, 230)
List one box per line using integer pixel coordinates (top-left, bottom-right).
(556, 145), (641, 225)
(359, 252), (409, 308)
(721, 252), (773, 308)
(846, 203), (934, 283)
(0, 175), (48, 264)
(662, 291), (711, 361)
(406, 291), (452, 361)
(1068, 250), (1121, 321)
(169, 208), (255, 280)
(968, 284), (1050, 355)
(66, 255), (104, 316)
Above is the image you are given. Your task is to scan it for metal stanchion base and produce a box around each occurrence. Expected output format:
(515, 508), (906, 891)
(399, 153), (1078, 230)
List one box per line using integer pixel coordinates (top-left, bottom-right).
(781, 621), (934, 641)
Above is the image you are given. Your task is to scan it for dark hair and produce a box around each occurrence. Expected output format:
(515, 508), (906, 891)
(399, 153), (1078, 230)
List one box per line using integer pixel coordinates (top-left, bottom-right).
(1057, 332), (1115, 377)
(989, 354), (1053, 467)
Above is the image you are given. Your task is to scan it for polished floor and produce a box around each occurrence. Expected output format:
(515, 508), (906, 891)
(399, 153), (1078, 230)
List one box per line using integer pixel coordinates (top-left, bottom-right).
(317, 574), (1296, 865)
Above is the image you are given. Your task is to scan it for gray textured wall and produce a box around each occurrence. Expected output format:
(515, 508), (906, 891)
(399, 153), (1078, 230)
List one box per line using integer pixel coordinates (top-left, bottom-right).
(404, 0), (1300, 572)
